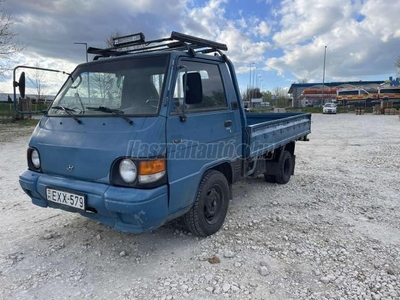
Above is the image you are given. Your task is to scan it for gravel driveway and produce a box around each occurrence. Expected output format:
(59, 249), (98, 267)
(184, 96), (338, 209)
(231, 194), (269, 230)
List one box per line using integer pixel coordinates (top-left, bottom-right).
(0, 114), (399, 300)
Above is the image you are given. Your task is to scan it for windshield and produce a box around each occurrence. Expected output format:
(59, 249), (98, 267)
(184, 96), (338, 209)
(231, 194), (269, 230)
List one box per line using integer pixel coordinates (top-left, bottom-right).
(324, 103), (335, 107)
(48, 55), (168, 116)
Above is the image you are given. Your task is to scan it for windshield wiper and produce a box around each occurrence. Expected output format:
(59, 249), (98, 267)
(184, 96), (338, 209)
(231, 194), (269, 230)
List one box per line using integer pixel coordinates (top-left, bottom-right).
(86, 106), (133, 125)
(51, 106), (82, 124)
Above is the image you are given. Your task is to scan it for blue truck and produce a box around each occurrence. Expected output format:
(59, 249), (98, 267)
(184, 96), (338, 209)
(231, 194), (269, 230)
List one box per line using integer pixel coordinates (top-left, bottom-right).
(14, 32), (311, 237)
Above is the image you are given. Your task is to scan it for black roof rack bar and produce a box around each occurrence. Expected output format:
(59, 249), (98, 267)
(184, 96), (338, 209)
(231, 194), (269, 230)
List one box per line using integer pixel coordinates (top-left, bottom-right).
(170, 31), (228, 51)
(86, 31), (228, 59)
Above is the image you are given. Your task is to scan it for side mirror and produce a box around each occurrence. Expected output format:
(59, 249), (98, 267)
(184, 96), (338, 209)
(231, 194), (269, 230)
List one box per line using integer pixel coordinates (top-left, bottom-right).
(13, 72), (26, 98)
(183, 72), (203, 105)
(19, 72), (26, 98)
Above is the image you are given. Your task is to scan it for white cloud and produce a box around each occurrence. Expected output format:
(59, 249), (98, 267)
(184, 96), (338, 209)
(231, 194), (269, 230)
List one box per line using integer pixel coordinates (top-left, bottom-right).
(255, 21), (272, 37)
(180, 1), (271, 73)
(266, 0), (400, 83)
(273, 0), (352, 47)
(2, 0), (398, 94)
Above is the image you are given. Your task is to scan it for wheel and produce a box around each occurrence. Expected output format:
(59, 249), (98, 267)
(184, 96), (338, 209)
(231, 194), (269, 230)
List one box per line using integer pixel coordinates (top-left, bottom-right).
(183, 170), (230, 237)
(275, 150), (294, 184)
(264, 174), (276, 183)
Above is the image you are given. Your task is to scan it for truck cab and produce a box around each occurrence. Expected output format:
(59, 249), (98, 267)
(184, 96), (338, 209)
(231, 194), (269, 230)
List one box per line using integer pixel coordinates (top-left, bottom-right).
(16, 32), (311, 236)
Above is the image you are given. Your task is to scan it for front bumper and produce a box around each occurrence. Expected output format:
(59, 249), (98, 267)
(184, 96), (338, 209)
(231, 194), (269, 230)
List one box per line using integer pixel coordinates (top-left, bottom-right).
(19, 170), (169, 233)
(323, 110), (336, 114)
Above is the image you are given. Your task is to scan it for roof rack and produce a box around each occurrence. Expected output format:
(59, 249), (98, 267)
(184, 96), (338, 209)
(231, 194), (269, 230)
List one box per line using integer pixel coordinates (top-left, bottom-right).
(87, 31), (228, 60)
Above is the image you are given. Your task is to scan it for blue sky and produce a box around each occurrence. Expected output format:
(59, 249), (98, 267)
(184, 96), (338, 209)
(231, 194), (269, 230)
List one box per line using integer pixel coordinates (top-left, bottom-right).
(1, 0), (400, 95)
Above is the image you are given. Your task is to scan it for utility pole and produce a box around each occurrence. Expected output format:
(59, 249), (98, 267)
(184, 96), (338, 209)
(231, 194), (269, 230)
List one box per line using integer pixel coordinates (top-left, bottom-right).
(322, 45), (327, 105)
(249, 63), (255, 102)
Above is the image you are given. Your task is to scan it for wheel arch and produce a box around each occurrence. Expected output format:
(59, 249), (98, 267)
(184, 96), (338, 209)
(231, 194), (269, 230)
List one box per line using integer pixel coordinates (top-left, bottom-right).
(209, 161), (234, 200)
(284, 141), (296, 156)
(210, 162), (233, 184)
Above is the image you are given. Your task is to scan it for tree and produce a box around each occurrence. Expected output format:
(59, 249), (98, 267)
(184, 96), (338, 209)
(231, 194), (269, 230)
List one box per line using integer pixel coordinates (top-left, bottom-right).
(273, 86), (287, 98)
(0, 1), (24, 76)
(242, 87), (262, 102)
(105, 30), (123, 48)
(91, 72), (117, 103)
(28, 63), (47, 102)
(262, 90), (273, 103)
(272, 86), (290, 108)
(298, 78), (309, 83)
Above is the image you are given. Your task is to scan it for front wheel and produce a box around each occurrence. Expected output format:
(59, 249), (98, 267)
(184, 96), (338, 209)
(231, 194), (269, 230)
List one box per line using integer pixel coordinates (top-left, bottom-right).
(183, 170), (230, 237)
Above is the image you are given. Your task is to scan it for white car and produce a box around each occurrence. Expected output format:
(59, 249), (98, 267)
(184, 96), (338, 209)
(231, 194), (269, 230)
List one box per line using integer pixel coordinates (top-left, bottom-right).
(323, 103), (337, 114)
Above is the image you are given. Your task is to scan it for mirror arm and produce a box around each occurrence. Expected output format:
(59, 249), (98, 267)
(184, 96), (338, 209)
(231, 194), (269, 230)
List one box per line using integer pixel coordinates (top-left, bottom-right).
(12, 65), (69, 115)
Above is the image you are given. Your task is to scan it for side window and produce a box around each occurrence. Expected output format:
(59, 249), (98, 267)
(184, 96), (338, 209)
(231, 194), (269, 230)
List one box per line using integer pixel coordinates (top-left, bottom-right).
(173, 61), (227, 112)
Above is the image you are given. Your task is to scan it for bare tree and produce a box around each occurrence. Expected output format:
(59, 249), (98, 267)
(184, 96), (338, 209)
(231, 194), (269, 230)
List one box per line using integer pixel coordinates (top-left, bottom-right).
(273, 86), (289, 107)
(299, 78), (309, 83)
(0, 1), (24, 76)
(273, 86), (287, 98)
(105, 30), (123, 48)
(90, 72), (120, 106)
(28, 64), (47, 102)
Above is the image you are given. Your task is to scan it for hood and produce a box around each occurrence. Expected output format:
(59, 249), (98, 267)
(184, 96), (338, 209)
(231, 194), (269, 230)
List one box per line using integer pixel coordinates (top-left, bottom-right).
(30, 116), (166, 183)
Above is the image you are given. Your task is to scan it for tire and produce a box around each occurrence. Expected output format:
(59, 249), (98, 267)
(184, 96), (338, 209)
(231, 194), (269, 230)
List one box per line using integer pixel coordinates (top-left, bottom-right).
(264, 174), (276, 183)
(275, 150), (294, 184)
(183, 170), (230, 237)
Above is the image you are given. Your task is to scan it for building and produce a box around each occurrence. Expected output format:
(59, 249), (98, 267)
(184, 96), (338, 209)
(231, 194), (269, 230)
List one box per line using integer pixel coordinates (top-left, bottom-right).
(288, 80), (384, 107)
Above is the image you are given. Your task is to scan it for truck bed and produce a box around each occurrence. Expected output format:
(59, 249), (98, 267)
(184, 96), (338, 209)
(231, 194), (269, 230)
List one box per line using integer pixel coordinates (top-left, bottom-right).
(245, 112), (311, 158)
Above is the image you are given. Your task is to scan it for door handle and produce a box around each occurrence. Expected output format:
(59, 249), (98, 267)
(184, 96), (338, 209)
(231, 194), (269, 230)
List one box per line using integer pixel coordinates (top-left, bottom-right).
(224, 120), (232, 128)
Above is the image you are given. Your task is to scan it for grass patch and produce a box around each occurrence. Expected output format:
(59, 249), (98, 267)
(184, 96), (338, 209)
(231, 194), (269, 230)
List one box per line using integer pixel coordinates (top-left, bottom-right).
(0, 103), (48, 117)
(0, 118), (39, 127)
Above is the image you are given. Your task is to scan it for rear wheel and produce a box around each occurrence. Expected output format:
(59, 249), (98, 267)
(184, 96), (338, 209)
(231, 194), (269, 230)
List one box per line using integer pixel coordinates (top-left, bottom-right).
(183, 170), (230, 237)
(275, 150), (294, 184)
(264, 174), (276, 183)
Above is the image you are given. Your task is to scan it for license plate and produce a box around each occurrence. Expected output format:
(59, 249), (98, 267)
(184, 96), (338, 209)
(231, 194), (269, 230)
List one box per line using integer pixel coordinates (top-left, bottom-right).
(46, 188), (86, 211)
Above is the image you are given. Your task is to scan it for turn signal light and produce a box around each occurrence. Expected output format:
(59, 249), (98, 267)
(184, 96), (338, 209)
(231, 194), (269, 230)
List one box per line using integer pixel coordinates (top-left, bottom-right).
(139, 159), (166, 175)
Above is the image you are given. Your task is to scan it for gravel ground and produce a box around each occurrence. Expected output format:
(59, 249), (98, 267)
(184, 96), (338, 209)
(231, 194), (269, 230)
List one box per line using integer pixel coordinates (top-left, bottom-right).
(0, 113), (399, 300)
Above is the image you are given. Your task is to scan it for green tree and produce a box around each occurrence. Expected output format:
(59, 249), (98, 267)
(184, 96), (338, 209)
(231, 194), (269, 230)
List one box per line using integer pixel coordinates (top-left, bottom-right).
(242, 87), (262, 102)
(262, 90), (273, 103)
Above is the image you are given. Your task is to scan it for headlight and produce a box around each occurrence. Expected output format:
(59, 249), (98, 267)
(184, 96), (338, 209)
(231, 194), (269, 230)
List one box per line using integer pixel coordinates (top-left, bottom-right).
(27, 147), (41, 172)
(119, 159), (137, 183)
(31, 148), (41, 169)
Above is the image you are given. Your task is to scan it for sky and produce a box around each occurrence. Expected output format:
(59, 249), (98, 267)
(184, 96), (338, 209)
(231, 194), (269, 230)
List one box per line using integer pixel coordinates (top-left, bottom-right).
(1, 0), (400, 96)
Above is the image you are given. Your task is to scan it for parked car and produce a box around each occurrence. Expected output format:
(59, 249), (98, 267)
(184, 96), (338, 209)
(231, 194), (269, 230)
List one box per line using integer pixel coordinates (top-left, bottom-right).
(323, 103), (337, 114)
